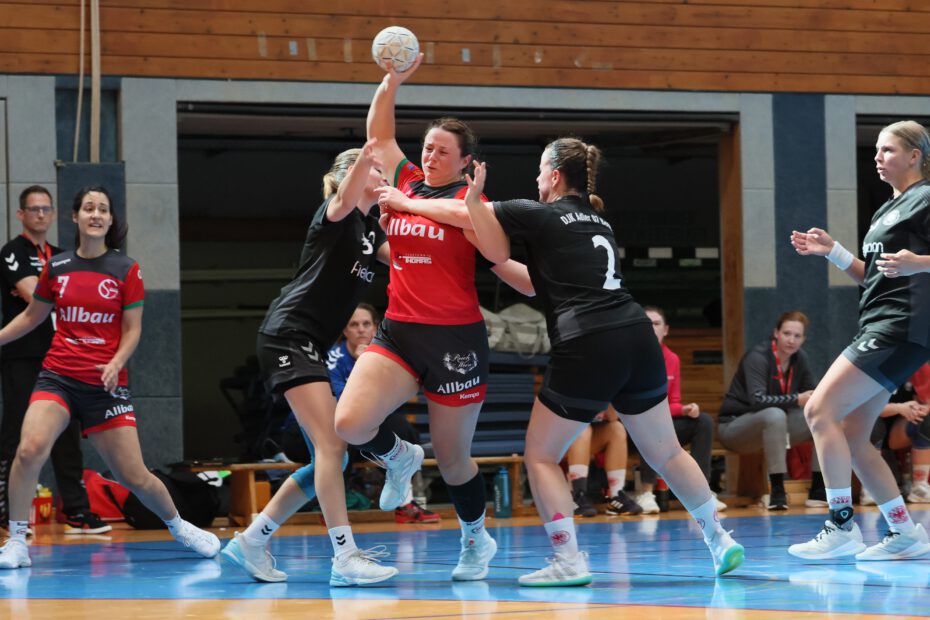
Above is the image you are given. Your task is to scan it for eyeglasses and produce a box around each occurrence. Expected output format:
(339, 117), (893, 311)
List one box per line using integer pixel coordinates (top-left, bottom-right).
(23, 206), (54, 214)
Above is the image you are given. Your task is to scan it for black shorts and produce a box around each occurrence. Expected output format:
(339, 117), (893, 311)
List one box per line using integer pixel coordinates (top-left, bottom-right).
(256, 332), (330, 394)
(842, 329), (930, 393)
(368, 318), (489, 407)
(539, 322), (668, 423)
(30, 370), (136, 436)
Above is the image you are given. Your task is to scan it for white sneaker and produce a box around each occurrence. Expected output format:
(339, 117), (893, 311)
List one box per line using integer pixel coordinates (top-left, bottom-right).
(378, 442), (424, 511)
(705, 529), (743, 576)
(452, 535), (497, 581)
(712, 492), (727, 512)
(174, 520), (221, 558)
(221, 532), (287, 582)
(861, 488), (877, 506)
(856, 524), (930, 561)
(330, 546), (398, 586)
(907, 483), (930, 504)
(636, 492), (660, 515)
(0, 540), (30, 569)
(518, 551), (592, 587)
(788, 520), (867, 559)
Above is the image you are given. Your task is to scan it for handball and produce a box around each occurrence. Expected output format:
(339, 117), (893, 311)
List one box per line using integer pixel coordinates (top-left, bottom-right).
(371, 26), (419, 73)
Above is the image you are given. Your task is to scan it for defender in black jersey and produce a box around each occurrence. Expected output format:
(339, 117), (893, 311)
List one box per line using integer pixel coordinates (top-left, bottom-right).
(0, 187), (219, 570)
(457, 138), (743, 584)
(221, 142), (398, 587)
(789, 120), (930, 561)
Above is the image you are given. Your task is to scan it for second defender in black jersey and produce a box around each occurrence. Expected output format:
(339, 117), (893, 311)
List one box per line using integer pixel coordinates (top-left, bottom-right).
(790, 120), (930, 561)
(459, 138), (744, 585)
(221, 141), (398, 587)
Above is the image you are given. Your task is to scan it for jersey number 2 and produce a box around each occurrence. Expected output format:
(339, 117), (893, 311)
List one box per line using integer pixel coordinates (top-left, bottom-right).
(592, 235), (622, 290)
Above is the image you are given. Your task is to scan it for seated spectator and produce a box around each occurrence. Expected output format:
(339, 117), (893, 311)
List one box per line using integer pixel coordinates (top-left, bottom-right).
(634, 307), (725, 514)
(564, 406), (642, 517)
(326, 303), (439, 524)
(863, 364), (930, 506)
(718, 310), (825, 510)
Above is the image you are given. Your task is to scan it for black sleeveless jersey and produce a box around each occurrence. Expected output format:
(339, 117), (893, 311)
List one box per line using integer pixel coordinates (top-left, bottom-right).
(859, 180), (930, 346)
(259, 197), (386, 348)
(492, 195), (648, 345)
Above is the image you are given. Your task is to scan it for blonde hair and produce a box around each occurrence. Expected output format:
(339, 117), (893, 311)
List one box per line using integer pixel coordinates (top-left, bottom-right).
(545, 137), (605, 212)
(882, 120), (930, 180)
(322, 148), (362, 198)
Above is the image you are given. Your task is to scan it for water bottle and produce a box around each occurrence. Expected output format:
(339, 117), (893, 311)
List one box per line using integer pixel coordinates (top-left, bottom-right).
(655, 477), (670, 513)
(493, 467), (512, 518)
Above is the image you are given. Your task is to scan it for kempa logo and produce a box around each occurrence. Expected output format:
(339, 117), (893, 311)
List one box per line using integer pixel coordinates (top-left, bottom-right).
(863, 241), (884, 255)
(386, 218), (445, 241)
(51, 258), (71, 267)
(58, 306), (116, 324)
(104, 403), (134, 418)
(436, 376), (481, 394)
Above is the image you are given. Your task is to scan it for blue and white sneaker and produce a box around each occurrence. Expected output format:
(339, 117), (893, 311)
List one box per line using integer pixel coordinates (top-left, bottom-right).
(221, 532), (287, 582)
(330, 546), (398, 586)
(452, 535), (497, 581)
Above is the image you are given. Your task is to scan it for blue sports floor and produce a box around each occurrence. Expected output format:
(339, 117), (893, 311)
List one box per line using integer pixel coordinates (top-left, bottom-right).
(2, 509), (928, 618)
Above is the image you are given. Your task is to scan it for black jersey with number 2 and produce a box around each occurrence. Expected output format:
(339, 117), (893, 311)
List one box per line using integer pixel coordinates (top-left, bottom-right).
(259, 196), (386, 348)
(493, 196), (647, 345)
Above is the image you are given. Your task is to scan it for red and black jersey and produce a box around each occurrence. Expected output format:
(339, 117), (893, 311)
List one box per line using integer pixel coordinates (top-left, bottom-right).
(33, 249), (144, 386)
(385, 159), (483, 325)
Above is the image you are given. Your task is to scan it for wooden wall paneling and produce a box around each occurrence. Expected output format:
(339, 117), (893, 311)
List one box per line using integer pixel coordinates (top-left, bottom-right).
(718, 126), (743, 388)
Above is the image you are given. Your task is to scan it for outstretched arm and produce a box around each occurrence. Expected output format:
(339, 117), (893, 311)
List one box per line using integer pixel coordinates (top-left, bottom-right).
(791, 227), (865, 285)
(490, 260), (535, 296)
(0, 297), (52, 347)
(367, 54), (424, 186)
(463, 162), (511, 264)
(327, 139), (382, 222)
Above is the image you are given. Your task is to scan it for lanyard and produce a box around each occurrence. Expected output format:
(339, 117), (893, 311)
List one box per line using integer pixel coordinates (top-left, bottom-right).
(22, 234), (52, 267)
(771, 340), (794, 395)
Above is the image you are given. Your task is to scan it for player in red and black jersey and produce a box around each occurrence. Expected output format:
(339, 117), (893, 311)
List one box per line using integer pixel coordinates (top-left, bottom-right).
(221, 142), (398, 587)
(0, 187), (220, 570)
(334, 55), (531, 583)
(790, 120), (930, 561)
(456, 138), (744, 584)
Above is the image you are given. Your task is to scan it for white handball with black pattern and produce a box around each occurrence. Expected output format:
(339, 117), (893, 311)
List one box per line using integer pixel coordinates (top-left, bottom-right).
(371, 26), (419, 73)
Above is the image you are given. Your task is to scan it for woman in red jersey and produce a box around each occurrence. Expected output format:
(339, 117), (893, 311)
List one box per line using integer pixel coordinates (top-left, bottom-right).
(335, 55), (530, 582)
(0, 187), (219, 570)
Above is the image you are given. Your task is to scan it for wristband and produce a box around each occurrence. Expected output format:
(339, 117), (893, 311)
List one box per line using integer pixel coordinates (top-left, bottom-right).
(826, 241), (854, 271)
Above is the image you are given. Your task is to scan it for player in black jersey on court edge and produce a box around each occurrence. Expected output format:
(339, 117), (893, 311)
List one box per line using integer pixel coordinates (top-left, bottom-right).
(790, 120), (930, 561)
(0, 186), (219, 569)
(401, 137), (744, 585)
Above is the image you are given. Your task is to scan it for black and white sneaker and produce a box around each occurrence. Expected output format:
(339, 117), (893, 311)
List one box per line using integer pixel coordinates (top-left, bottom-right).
(63, 512), (113, 535)
(605, 490), (644, 516)
(767, 488), (789, 511)
(572, 489), (597, 518)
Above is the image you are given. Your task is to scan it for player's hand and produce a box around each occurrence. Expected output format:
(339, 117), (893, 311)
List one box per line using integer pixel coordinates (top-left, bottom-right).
(465, 161), (487, 207)
(386, 53), (424, 85)
(377, 186), (411, 212)
(683, 403), (700, 418)
(96, 361), (122, 393)
(798, 390), (814, 407)
(791, 228), (834, 257)
(876, 249), (926, 278)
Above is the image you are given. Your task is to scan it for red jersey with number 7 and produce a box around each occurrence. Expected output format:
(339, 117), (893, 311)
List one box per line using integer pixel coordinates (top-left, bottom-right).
(33, 249), (144, 387)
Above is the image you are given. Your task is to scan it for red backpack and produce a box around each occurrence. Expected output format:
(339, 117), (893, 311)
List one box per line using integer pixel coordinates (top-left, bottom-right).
(82, 469), (130, 521)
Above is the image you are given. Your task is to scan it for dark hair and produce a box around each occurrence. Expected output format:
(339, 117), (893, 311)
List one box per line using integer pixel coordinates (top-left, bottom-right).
(72, 186), (127, 250)
(423, 117), (478, 176)
(775, 310), (809, 331)
(642, 305), (667, 324)
(19, 185), (53, 210)
(355, 302), (379, 324)
(544, 137), (605, 212)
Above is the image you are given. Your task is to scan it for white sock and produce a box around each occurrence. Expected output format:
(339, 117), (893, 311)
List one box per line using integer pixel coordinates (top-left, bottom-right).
(913, 464), (930, 486)
(690, 497), (723, 542)
(567, 464), (588, 481)
(243, 512), (279, 546)
(544, 515), (579, 557)
(329, 525), (358, 558)
(607, 469), (626, 497)
(8, 520), (28, 543)
(826, 487), (854, 509)
(163, 513), (184, 537)
(458, 514), (490, 545)
(878, 496), (916, 534)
